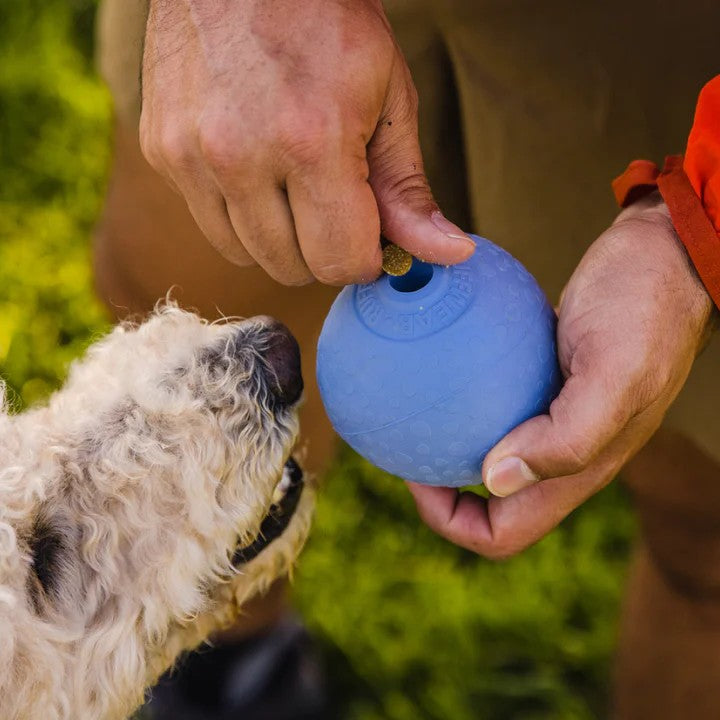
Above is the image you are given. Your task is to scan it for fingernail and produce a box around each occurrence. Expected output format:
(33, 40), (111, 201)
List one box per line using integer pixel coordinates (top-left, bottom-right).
(430, 211), (476, 247)
(485, 457), (540, 497)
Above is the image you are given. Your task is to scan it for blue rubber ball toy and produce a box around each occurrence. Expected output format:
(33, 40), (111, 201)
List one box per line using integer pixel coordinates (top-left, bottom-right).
(316, 235), (562, 487)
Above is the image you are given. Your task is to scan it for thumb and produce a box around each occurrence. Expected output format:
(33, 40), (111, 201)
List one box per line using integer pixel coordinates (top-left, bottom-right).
(367, 59), (475, 265)
(482, 371), (635, 497)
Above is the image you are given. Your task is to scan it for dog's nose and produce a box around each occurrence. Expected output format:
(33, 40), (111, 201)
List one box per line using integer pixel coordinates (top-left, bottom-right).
(260, 320), (303, 406)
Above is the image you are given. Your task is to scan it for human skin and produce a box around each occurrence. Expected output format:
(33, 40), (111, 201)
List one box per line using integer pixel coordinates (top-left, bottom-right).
(139, 0), (475, 287)
(140, 2), (715, 561)
(407, 192), (716, 559)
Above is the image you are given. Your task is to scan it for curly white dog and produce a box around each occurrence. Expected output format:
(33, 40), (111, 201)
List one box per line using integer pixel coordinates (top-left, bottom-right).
(0, 305), (315, 720)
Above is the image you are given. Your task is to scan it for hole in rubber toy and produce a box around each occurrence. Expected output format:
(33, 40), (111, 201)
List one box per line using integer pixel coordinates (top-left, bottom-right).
(389, 259), (433, 293)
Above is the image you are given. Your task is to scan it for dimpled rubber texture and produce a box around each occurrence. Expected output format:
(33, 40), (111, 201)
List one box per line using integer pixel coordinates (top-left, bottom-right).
(316, 235), (562, 487)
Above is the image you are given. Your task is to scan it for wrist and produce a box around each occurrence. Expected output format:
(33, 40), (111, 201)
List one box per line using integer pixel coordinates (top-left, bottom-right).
(611, 79), (720, 316)
(615, 192), (717, 346)
(613, 156), (720, 320)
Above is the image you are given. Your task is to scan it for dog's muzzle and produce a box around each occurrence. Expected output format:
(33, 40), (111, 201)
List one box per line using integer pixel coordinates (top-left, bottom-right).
(233, 456), (304, 565)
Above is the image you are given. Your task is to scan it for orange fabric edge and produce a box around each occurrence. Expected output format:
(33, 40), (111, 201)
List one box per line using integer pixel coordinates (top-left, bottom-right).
(612, 159), (660, 207)
(657, 155), (720, 310)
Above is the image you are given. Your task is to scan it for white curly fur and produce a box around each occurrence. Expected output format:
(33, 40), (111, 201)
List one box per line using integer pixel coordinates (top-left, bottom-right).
(0, 304), (315, 720)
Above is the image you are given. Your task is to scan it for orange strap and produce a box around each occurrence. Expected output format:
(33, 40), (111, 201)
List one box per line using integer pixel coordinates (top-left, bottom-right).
(612, 76), (720, 310)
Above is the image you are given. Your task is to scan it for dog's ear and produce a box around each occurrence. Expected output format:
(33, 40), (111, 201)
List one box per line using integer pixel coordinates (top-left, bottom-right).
(27, 515), (64, 608)
(25, 509), (78, 615)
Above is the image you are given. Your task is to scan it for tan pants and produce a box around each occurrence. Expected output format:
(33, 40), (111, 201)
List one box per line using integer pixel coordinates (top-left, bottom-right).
(95, 1), (720, 717)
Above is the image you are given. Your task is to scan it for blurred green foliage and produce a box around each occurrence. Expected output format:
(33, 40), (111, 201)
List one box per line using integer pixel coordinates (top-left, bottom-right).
(0, 2), (636, 718)
(0, 0), (111, 406)
(296, 451), (634, 720)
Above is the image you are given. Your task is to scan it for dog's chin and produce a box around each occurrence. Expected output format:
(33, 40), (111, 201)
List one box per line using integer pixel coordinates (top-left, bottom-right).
(232, 456), (304, 565)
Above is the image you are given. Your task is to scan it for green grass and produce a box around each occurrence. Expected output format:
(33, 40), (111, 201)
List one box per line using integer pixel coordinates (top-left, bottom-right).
(0, 3), (636, 717)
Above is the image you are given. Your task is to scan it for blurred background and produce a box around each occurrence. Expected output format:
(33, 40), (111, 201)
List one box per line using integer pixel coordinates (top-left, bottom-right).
(0, 1), (637, 717)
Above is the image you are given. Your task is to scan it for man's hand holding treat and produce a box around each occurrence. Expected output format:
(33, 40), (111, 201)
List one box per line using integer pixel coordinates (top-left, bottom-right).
(140, 0), (474, 286)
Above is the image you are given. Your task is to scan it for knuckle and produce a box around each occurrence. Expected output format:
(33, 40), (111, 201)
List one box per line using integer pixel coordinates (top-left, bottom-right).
(387, 61), (420, 120)
(283, 273), (315, 288)
(313, 249), (380, 286)
(263, 259), (314, 287)
(237, 227), (314, 286)
(548, 395), (599, 473)
(198, 121), (248, 174)
(312, 263), (352, 286)
(308, 231), (381, 286)
(282, 133), (327, 169)
(276, 113), (337, 168)
(403, 81), (419, 116)
(558, 434), (595, 474)
(350, 245), (383, 282)
(209, 237), (254, 268)
(156, 126), (194, 168)
(480, 538), (521, 561)
(138, 122), (162, 171)
(376, 170), (433, 211)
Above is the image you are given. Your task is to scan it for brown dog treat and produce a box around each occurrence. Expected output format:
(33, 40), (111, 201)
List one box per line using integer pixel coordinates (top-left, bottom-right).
(382, 243), (413, 276)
